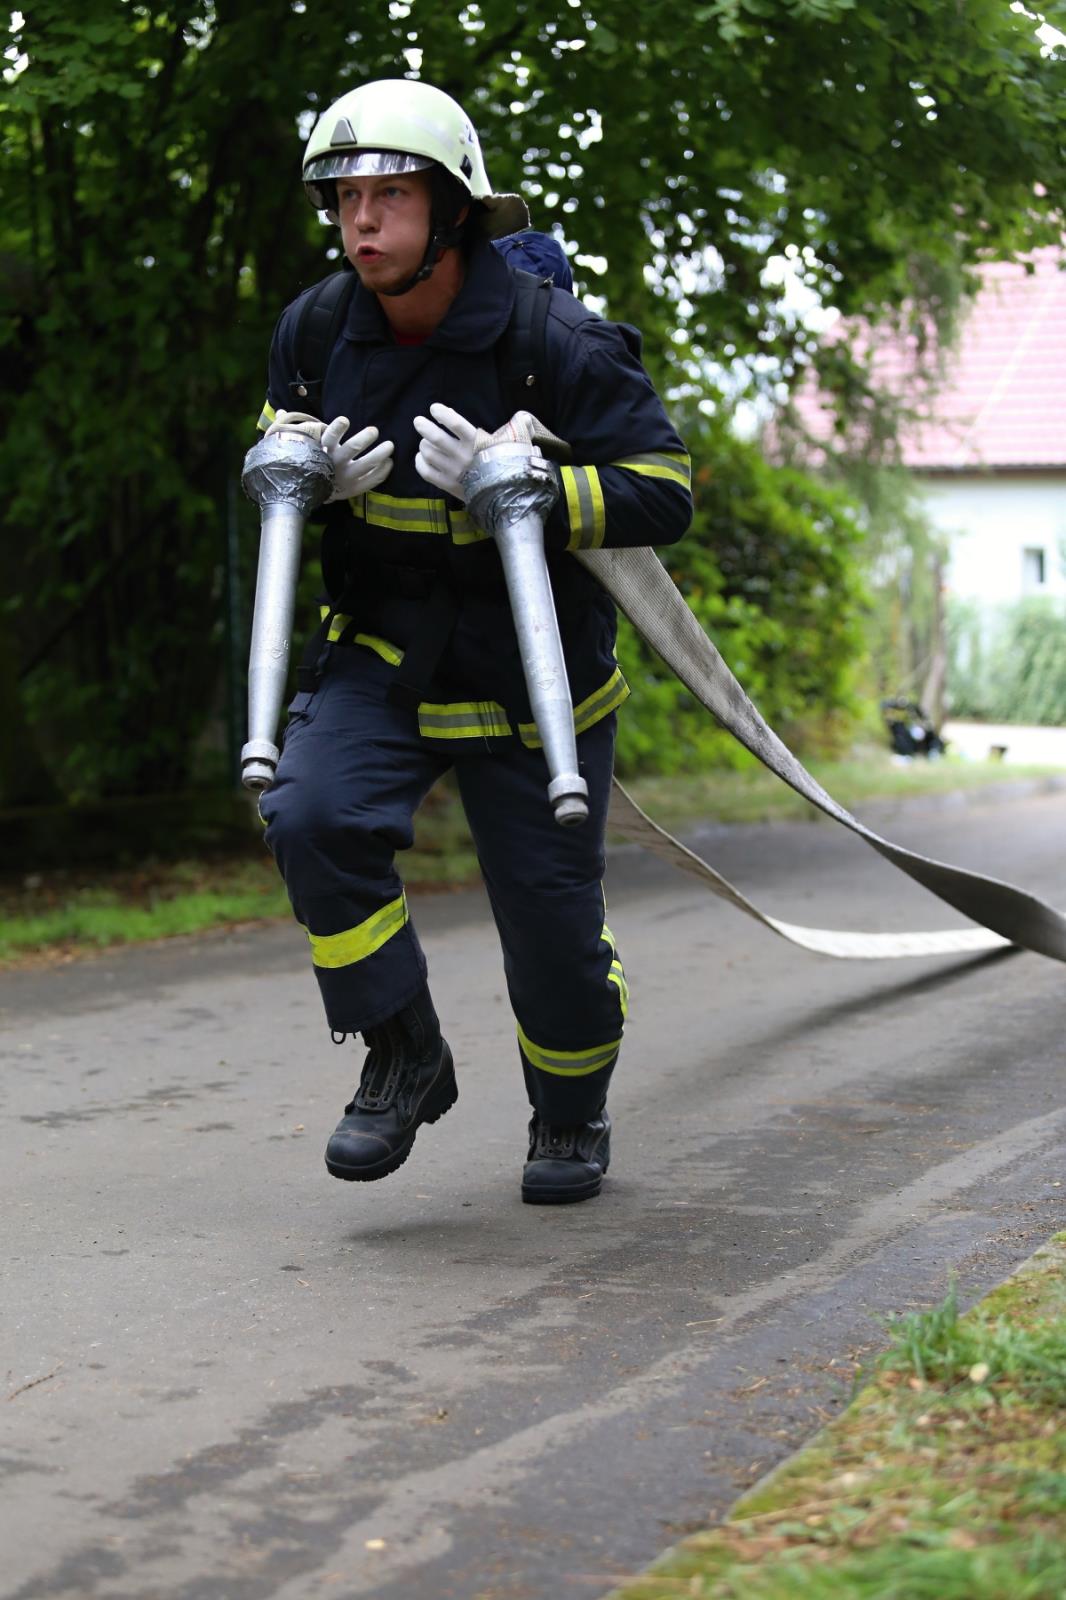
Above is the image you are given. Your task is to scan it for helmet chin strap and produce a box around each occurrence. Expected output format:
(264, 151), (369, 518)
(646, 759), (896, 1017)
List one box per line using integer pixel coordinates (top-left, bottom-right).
(377, 218), (465, 299)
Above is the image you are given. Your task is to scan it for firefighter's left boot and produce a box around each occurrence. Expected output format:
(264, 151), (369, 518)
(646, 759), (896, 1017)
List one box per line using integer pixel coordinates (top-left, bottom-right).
(521, 1109), (611, 1205)
(325, 986), (457, 1182)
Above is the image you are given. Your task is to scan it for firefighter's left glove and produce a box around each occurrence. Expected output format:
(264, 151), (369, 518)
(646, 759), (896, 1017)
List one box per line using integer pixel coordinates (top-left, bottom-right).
(413, 403), (479, 502)
(321, 416), (395, 503)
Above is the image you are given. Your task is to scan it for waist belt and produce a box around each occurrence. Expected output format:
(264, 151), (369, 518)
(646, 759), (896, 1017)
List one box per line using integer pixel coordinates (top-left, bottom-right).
(296, 558), (466, 709)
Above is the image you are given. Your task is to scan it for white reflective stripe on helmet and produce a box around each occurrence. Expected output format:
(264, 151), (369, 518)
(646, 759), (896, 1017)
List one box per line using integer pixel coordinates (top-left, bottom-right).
(305, 151), (434, 182)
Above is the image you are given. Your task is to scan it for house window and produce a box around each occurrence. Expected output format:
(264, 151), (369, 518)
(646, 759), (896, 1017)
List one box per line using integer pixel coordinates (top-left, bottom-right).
(1022, 546), (1046, 592)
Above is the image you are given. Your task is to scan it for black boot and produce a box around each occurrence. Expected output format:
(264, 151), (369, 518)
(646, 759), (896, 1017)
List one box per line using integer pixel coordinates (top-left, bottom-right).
(324, 987), (457, 1183)
(521, 1110), (611, 1205)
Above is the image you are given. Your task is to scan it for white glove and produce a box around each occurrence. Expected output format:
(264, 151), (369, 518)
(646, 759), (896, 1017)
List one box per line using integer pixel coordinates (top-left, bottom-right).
(320, 416), (394, 503)
(413, 403), (479, 502)
(264, 409), (328, 444)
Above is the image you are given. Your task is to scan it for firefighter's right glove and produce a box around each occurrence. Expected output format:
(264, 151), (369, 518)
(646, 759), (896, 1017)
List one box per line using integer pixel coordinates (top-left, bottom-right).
(264, 409), (328, 443)
(320, 416), (394, 503)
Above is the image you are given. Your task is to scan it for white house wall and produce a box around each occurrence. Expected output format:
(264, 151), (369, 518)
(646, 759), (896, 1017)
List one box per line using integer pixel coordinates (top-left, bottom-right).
(917, 474), (1066, 606)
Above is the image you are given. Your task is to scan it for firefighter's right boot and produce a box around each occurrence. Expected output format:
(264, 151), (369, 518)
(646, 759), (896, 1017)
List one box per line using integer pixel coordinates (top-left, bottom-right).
(324, 986), (457, 1182)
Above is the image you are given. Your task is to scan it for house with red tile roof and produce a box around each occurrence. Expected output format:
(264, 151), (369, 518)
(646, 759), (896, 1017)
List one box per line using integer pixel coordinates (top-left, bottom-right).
(779, 249), (1066, 730)
(887, 249), (1066, 613)
(788, 248), (1066, 610)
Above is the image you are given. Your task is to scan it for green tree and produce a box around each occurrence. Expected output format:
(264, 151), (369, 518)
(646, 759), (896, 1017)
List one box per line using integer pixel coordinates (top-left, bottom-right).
(2, 0), (1063, 801)
(948, 596), (1066, 724)
(616, 410), (867, 773)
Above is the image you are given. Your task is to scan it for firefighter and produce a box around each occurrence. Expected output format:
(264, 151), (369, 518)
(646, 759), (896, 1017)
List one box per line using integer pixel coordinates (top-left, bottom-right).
(256, 79), (691, 1203)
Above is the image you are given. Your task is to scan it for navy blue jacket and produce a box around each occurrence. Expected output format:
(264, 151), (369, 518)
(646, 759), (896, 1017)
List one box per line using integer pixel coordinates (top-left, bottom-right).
(258, 239), (692, 743)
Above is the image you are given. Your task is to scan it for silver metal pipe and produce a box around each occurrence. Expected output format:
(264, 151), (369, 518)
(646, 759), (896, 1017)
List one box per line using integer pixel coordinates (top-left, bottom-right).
(239, 430), (333, 791)
(463, 443), (589, 826)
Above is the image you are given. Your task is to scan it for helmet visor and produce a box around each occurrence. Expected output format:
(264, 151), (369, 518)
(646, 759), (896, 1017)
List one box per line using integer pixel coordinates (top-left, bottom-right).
(304, 150), (434, 182)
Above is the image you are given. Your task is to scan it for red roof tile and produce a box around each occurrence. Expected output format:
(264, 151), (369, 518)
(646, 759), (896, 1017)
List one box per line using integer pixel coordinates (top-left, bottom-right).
(790, 249), (1066, 471)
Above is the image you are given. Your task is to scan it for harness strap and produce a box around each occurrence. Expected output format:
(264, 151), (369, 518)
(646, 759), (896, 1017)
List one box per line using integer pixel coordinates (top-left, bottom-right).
(290, 268), (357, 413)
(295, 613), (335, 695)
(495, 268), (553, 419)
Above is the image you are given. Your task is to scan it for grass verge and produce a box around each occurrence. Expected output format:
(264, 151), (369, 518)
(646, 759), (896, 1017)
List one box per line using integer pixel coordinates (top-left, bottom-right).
(607, 1232), (1066, 1600)
(624, 752), (1063, 830)
(0, 754), (1059, 966)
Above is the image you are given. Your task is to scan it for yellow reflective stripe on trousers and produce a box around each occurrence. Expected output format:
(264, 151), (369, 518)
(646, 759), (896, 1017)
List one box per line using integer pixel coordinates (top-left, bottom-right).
(417, 701), (513, 740)
(257, 398), (276, 432)
(610, 451), (692, 489)
(517, 1022), (621, 1078)
(561, 465), (606, 551)
(608, 960), (629, 1018)
(602, 922), (629, 1018)
(304, 894), (408, 970)
(518, 666), (629, 748)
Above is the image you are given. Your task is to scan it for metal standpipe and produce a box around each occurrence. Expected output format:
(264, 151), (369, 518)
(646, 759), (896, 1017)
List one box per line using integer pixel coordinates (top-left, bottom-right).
(463, 443), (589, 827)
(239, 430), (334, 791)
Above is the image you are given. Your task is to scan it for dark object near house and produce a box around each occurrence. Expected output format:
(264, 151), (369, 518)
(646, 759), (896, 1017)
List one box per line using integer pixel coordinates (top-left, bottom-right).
(881, 698), (947, 758)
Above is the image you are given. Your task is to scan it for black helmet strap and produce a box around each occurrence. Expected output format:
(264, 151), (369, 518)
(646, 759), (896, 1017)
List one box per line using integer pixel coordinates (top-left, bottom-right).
(377, 167), (469, 298)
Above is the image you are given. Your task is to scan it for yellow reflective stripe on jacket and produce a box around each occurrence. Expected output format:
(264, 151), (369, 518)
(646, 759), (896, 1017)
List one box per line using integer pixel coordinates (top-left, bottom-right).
(574, 666), (630, 734)
(300, 631), (625, 746)
(449, 507), (489, 545)
(610, 451), (692, 489)
(561, 465), (606, 551)
(317, 608), (405, 664)
(517, 1022), (621, 1078)
(357, 491), (450, 535)
(323, 608), (349, 643)
(257, 399), (276, 432)
(417, 700), (513, 740)
(304, 894), (408, 970)
(355, 632), (403, 665)
(347, 492), (488, 545)
(518, 666), (629, 748)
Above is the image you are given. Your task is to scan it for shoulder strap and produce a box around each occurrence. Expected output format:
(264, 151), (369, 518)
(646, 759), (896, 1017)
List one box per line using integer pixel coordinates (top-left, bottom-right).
(289, 268), (358, 418)
(496, 267), (554, 422)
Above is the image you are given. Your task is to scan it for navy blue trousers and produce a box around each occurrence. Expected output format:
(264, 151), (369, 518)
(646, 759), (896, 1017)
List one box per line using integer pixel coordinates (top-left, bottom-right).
(259, 649), (626, 1122)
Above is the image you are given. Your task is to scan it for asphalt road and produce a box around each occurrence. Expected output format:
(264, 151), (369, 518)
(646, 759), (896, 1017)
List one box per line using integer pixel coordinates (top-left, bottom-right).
(3, 787), (1065, 1600)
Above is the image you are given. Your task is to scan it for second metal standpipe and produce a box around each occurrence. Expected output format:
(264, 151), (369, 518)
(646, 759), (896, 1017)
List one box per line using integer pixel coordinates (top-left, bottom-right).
(462, 434), (589, 827)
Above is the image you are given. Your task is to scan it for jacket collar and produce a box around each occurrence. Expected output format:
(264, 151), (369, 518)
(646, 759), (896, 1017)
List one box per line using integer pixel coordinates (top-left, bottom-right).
(343, 238), (516, 351)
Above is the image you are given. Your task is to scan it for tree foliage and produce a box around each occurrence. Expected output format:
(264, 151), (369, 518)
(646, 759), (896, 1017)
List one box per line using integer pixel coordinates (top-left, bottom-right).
(948, 596), (1066, 725)
(2, 0), (1063, 800)
(615, 411), (867, 773)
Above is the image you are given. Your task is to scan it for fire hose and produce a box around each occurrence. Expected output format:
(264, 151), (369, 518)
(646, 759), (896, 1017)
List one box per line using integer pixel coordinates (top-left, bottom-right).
(241, 420), (1066, 964)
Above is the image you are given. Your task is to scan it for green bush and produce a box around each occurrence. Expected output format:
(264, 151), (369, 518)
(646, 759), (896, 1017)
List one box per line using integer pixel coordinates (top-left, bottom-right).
(615, 416), (869, 774)
(947, 597), (1066, 725)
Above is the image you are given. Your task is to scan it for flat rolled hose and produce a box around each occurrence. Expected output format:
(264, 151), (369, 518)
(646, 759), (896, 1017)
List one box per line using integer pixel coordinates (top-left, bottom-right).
(580, 546), (1066, 963)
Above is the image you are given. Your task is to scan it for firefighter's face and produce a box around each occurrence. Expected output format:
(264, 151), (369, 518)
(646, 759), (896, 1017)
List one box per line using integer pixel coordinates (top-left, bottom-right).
(336, 172), (433, 293)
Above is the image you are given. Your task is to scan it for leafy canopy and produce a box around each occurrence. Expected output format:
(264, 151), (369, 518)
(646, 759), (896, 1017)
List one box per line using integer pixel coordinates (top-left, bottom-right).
(2, 1), (1063, 799)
